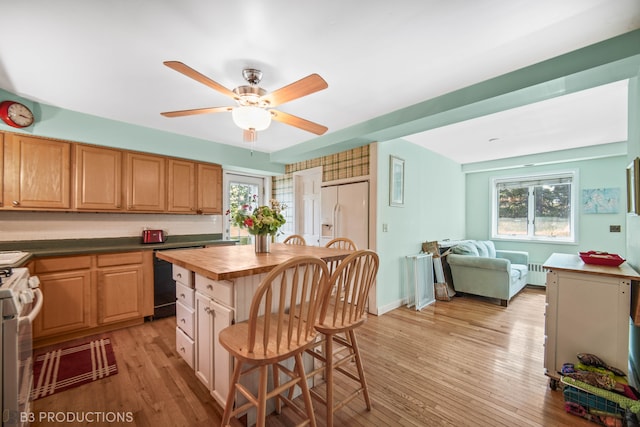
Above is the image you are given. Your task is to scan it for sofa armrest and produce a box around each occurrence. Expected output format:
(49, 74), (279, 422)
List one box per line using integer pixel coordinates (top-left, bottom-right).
(496, 250), (528, 265)
(447, 254), (510, 272)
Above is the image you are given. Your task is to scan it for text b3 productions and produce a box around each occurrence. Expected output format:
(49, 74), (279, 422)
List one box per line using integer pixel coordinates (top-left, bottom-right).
(4, 410), (134, 424)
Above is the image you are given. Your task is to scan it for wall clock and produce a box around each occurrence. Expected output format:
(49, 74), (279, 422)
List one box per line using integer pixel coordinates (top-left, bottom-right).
(0, 100), (34, 128)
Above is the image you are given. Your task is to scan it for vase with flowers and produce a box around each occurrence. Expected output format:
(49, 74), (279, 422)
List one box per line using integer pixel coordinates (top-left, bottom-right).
(229, 197), (287, 253)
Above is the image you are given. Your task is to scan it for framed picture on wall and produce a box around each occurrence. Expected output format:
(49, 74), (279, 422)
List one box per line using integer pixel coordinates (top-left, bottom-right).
(627, 157), (640, 215)
(389, 155), (405, 207)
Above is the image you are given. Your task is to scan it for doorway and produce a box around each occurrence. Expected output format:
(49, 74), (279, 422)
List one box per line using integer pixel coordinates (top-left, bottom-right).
(224, 173), (267, 243)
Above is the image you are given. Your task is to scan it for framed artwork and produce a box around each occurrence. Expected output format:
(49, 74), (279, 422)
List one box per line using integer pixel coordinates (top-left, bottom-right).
(628, 157), (640, 215)
(389, 155), (405, 207)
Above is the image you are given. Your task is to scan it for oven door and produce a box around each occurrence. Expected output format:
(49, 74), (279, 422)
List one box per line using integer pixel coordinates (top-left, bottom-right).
(3, 288), (43, 427)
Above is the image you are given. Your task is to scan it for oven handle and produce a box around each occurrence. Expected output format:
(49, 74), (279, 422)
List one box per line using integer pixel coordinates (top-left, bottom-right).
(24, 288), (44, 323)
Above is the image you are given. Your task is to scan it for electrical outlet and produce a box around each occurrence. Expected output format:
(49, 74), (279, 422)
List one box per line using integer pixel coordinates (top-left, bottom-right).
(610, 225), (621, 232)
(382, 223), (388, 232)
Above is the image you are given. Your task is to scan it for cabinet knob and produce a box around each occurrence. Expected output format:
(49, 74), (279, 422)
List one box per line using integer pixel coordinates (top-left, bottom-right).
(12, 200), (20, 206)
(180, 318), (186, 323)
(177, 273), (182, 278)
(179, 346), (185, 353)
(207, 284), (213, 290)
(180, 293), (185, 299)
(204, 307), (211, 314)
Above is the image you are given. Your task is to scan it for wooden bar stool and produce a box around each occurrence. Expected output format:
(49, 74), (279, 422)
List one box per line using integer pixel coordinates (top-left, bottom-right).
(306, 249), (379, 427)
(219, 256), (329, 427)
(283, 234), (307, 245)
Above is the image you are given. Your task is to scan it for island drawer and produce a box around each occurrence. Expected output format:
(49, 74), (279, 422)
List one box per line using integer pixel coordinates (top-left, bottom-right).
(195, 274), (234, 307)
(176, 301), (195, 338)
(173, 265), (193, 287)
(176, 282), (194, 309)
(176, 327), (194, 369)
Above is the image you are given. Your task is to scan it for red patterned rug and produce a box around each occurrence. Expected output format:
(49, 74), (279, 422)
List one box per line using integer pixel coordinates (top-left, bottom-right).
(31, 337), (118, 400)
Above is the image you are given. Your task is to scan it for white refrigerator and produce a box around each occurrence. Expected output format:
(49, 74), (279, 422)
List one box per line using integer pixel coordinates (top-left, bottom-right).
(320, 181), (369, 249)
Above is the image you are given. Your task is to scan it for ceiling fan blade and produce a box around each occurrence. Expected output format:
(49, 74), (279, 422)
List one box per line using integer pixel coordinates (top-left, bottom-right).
(262, 74), (328, 107)
(163, 61), (237, 99)
(160, 106), (232, 118)
(270, 110), (328, 135)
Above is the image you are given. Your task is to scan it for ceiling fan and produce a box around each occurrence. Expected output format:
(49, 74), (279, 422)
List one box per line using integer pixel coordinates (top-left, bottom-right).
(161, 61), (328, 142)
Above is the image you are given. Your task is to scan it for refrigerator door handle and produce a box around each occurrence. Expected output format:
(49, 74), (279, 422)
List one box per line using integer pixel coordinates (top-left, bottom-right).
(333, 203), (339, 238)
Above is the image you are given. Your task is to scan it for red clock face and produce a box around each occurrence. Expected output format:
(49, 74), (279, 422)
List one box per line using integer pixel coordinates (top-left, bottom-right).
(0, 101), (34, 128)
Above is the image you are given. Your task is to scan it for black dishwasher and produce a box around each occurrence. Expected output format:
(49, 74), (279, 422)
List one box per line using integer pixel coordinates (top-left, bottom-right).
(153, 247), (203, 319)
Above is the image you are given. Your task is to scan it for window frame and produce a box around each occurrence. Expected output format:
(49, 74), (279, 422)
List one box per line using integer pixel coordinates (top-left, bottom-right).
(490, 170), (579, 244)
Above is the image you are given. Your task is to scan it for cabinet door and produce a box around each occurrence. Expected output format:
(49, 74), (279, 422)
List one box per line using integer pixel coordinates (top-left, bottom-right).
(211, 300), (234, 406)
(75, 144), (122, 210)
(167, 159), (196, 213)
(195, 291), (213, 389)
(3, 134), (71, 209)
(124, 152), (166, 211)
(197, 163), (222, 214)
(33, 270), (93, 338)
(98, 264), (144, 324)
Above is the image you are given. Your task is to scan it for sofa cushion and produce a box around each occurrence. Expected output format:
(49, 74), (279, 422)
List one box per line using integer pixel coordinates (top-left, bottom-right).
(472, 240), (496, 258)
(451, 241), (479, 256)
(512, 264), (528, 280)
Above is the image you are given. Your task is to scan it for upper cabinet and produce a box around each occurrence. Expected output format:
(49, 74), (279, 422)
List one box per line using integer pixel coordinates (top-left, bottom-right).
(168, 158), (196, 213)
(1, 133), (223, 214)
(75, 144), (122, 211)
(197, 163), (222, 214)
(125, 152), (166, 212)
(3, 134), (71, 210)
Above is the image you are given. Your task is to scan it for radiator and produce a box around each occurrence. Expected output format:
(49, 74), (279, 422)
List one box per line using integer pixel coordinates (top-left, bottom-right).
(528, 262), (548, 286)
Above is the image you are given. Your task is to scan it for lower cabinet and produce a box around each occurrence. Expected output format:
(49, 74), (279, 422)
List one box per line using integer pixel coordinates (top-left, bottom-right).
(194, 275), (234, 406)
(33, 251), (153, 346)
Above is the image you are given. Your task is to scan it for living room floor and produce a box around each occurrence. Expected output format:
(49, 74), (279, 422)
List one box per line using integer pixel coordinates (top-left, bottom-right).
(31, 287), (592, 426)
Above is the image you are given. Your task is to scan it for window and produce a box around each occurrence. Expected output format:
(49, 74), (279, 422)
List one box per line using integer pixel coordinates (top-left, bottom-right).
(491, 171), (577, 243)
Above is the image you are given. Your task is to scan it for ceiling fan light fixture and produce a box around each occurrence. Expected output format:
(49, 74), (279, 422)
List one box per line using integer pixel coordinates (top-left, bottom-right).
(232, 106), (271, 131)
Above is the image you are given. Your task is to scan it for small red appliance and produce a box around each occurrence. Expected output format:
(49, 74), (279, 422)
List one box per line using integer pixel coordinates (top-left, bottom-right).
(142, 229), (166, 244)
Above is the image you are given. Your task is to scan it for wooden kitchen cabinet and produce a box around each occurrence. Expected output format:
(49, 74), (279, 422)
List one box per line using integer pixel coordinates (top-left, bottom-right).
(33, 251), (154, 348)
(32, 255), (93, 339)
(197, 163), (222, 214)
(74, 144), (122, 211)
(97, 251), (148, 324)
(124, 152), (166, 211)
(167, 158), (196, 213)
(3, 134), (71, 209)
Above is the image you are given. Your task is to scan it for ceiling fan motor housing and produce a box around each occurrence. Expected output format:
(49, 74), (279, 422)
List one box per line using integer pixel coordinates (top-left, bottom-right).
(233, 85), (268, 107)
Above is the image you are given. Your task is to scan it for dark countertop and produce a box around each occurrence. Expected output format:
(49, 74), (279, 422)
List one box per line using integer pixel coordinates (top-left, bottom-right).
(0, 234), (237, 265)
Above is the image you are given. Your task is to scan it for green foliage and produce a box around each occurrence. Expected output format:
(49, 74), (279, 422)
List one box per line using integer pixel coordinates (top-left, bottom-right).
(230, 198), (287, 236)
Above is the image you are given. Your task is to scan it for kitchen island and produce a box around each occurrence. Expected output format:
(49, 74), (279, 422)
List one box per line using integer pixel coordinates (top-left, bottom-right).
(155, 243), (353, 412)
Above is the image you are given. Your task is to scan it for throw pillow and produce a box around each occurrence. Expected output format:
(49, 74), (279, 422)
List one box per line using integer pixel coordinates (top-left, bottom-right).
(481, 240), (496, 258)
(451, 241), (479, 256)
(474, 241), (489, 257)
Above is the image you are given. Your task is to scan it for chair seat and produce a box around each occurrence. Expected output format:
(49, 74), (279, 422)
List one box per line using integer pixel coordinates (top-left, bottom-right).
(220, 315), (318, 364)
(315, 301), (367, 335)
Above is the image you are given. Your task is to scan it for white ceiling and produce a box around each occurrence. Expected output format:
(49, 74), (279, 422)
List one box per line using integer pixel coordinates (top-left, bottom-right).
(1, 1), (639, 164)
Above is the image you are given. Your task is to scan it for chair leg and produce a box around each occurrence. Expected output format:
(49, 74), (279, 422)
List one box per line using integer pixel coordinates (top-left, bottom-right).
(256, 365), (269, 427)
(221, 360), (244, 427)
(325, 332), (335, 427)
(272, 363), (282, 414)
(348, 329), (371, 410)
(294, 352), (317, 427)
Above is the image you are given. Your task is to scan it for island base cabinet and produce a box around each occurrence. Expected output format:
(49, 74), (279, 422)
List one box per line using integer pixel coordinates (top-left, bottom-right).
(544, 269), (631, 387)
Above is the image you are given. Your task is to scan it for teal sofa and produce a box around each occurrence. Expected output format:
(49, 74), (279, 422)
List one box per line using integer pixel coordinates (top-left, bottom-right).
(445, 240), (528, 306)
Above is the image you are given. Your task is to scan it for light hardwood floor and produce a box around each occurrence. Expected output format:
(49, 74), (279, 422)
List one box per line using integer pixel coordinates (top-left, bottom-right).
(31, 287), (592, 426)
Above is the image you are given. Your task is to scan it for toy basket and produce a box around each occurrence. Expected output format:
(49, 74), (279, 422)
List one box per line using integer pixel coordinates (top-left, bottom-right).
(563, 385), (625, 416)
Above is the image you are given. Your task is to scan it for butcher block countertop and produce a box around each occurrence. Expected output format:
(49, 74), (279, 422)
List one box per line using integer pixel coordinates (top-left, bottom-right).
(155, 243), (353, 281)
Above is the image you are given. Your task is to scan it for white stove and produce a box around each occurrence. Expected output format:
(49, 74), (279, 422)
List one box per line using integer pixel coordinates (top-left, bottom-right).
(1, 267), (42, 427)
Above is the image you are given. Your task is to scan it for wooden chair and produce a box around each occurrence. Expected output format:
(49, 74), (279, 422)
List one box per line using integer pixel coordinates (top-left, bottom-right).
(219, 256), (329, 427)
(283, 234), (307, 245)
(305, 249), (379, 427)
(324, 237), (357, 275)
(324, 237), (357, 251)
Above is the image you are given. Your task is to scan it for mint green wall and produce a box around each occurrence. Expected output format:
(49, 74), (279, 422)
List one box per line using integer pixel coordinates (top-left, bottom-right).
(465, 154), (628, 265)
(375, 139), (465, 313)
(0, 89), (284, 175)
(626, 77), (640, 384)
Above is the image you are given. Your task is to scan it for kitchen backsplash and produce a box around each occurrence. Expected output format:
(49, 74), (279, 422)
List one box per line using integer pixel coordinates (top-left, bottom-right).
(0, 211), (222, 241)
